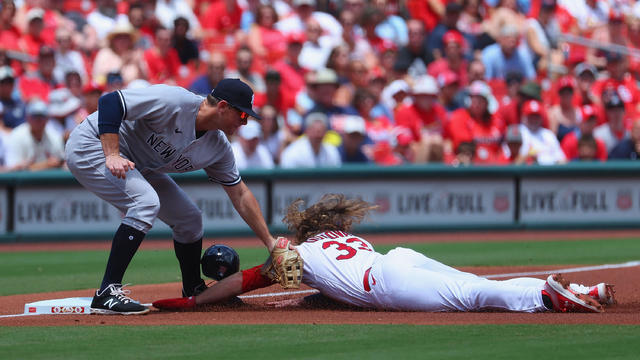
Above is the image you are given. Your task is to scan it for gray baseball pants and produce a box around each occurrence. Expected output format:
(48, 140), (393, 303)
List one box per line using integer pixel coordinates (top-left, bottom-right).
(65, 130), (203, 243)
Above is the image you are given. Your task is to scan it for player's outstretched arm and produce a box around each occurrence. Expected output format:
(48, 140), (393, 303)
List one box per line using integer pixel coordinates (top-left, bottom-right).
(153, 265), (275, 310)
(223, 181), (277, 251)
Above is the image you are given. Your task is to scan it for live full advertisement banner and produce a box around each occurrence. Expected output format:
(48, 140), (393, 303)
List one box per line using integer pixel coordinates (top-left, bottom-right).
(519, 178), (640, 223)
(271, 179), (515, 226)
(12, 183), (267, 234)
(10, 176), (640, 235)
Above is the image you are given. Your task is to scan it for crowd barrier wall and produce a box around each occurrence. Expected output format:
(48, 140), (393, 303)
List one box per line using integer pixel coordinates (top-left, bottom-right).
(1, 162), (640, 242)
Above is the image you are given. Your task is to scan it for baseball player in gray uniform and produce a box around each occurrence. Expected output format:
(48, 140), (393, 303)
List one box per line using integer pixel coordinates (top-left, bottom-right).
(65, 78), (277, 315)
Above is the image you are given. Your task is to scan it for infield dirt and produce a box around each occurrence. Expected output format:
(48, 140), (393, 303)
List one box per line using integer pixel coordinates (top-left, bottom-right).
(1, 230), (639, 326)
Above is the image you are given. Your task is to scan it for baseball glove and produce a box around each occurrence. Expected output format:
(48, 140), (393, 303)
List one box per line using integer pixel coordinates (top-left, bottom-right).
(261, 237), (304, 289)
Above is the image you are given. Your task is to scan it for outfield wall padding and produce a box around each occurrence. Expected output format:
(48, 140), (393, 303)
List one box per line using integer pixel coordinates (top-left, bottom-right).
(1, 161), (640, 242)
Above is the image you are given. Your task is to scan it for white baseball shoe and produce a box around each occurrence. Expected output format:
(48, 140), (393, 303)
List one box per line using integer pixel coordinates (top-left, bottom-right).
(542, 274), (603, 313)
(569, 282), (616, 305)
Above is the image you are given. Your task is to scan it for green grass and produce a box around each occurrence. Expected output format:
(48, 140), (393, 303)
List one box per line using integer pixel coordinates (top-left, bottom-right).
(380, 237), (640, 266)
(0, 247), (270, 296)
(1, 238), (639, 296)
(1, 325), (639, 360)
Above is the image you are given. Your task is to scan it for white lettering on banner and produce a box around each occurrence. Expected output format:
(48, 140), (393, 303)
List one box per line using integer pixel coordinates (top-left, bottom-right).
(520, 178), (640, 223)
(521, 190), (608, 213)
(16, 201), (112, 223)
(395, 193), (485, 214)
(272, 180), (513, 226)
(12, 183), (267, 234)
(177, 182), (267, 231)
(195, 198), (235, 219)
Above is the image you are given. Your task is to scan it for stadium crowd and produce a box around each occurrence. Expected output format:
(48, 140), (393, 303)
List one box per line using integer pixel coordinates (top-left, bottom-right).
(2, 0), (640, 171)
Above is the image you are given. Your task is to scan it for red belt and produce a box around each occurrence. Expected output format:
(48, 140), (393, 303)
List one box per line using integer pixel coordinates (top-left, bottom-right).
(363, 267), (376, 292)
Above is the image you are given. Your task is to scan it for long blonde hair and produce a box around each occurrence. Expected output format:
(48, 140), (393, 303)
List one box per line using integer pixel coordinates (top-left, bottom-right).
(283, 194), (378, 244)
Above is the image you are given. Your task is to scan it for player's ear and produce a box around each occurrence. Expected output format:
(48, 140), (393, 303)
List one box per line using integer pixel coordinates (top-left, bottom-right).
(218, 100), (230, 112)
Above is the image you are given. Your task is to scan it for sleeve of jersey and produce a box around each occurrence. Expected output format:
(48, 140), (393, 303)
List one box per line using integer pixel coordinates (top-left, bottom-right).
(204, 140), (241, 185)
(97, 91), (126, 134)
(241, 264), (275, 293)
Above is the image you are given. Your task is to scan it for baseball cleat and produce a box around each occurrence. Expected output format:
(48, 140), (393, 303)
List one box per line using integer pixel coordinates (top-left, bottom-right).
(569, 282), (617, 305)
(90, 283), (150, 315)
(543, 274), (603, 313)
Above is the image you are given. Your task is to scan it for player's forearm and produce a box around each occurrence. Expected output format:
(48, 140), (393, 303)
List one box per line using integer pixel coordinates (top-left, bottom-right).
(226, 182), (276, 251)
(195, 271), (243, 305)
(100, 133), (120, 157)
(195, 265), (273, 305)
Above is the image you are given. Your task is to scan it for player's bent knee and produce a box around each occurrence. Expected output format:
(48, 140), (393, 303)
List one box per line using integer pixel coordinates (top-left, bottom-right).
(134, 192), (161, 223)
(173, 223), (204, 244)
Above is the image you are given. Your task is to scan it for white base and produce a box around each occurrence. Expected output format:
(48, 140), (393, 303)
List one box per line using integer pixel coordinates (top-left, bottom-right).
(24, 297), (93, 315)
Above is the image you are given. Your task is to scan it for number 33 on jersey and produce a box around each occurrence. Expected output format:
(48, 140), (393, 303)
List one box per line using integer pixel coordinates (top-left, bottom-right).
(295, 231), (383, 307)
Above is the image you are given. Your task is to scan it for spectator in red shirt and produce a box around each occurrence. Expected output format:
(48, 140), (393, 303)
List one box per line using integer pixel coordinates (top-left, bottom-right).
(406, 0), (445, 32)
(447, 81), (504, 164)
(144, 27), (181, 84)
(495, 80), (546, 129)
(561, 104), (607, 162)
(592, 52), (640, 119)
(19, 8), (55, 58)
(17, 45), (58, 102)
(254, 70), (295, 120)
(247, 4), (287, 66)
(391, 126), (416, 164)
(200, 0), (242, 46)
(436, 70), (463, 113)
(394, 75), (447, 162)
(573, 62), (598, 106)
(427, 2), (463, 60)
(547, 75), (580, 141)
(272, 32), (307, 101)
(0, 0), (21, 52)
(428, 30), (468, 86)
(576, 135), (600, 161)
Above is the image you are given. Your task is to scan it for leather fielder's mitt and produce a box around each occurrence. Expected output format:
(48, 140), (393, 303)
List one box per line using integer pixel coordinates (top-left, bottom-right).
(261, 237), (304, 289)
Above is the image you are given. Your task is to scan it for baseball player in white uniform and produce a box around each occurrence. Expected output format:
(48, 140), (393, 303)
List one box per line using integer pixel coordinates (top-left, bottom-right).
(153, 195), (613, 313)
(66, 79), (278, 315)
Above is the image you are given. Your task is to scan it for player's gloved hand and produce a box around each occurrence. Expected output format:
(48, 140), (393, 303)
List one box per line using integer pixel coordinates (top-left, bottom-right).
(152, 296), (196, 310)
(260, 237), (304, 289)
(105, 154), (135, 179)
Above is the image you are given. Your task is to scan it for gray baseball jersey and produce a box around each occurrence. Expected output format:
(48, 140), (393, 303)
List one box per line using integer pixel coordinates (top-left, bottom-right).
(66, 84), (239, 239)
(80, 84), (240, 185)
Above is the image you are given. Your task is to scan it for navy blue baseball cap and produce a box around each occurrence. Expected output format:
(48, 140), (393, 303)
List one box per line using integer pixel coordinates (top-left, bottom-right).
(211, 78), (261, 120)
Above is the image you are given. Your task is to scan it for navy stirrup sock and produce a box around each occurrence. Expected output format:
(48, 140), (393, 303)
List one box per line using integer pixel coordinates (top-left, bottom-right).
(100, 224), (145, 292)
(174, 238), (204, 292)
